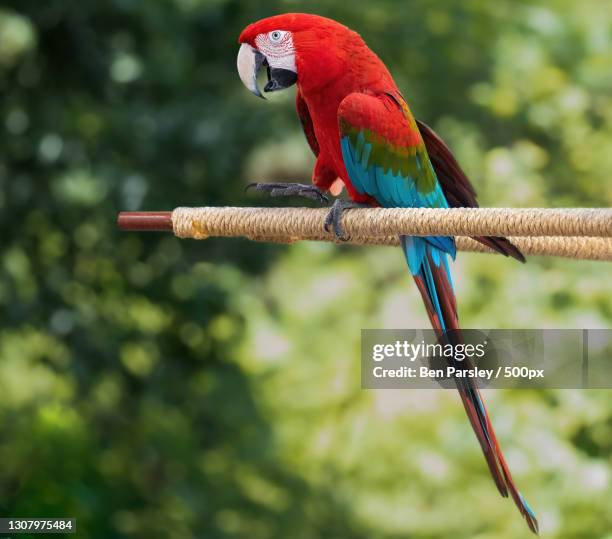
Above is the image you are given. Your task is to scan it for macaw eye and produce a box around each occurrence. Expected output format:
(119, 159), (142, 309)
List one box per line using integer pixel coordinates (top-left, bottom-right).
(268, 30), (285, 43)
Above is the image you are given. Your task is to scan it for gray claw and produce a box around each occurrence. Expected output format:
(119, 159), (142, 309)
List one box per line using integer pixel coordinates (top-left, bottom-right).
(324, 199), (368, 241)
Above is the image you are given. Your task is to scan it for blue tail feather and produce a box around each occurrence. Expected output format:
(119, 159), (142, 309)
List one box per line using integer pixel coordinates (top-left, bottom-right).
(401, 236), (455, 331)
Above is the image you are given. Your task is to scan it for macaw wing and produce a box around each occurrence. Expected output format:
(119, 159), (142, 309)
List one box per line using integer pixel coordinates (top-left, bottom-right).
(417, 119), (525, 262)
(416, 119), (477, 207)
(296, 90), (319, 157)
(298, 90), (343, 194)
(338, 91), (456, 267)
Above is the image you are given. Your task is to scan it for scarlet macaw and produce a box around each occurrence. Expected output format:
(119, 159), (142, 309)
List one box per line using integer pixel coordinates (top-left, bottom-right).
(237, 14), (537, 533)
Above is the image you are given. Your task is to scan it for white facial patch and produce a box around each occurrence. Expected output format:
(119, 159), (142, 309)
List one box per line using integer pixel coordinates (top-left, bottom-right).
(255, 30), (297, 73)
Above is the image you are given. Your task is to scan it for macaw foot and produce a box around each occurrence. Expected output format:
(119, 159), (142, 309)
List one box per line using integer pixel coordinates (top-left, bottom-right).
(324, 199), (370, 241)
(246, 182), (329, 204)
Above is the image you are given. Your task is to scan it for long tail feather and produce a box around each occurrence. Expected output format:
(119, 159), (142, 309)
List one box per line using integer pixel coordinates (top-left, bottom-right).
(403, 237), (539, 534)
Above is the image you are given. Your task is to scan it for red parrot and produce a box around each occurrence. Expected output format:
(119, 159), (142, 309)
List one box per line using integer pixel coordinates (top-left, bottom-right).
(237, 13), (537, 533)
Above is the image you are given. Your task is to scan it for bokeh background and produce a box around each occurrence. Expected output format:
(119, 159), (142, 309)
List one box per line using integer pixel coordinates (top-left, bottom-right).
(1, 1), (611, 537)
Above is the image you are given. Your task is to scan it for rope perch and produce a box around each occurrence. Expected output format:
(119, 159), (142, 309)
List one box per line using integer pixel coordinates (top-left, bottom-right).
(117, 207), (612, 261)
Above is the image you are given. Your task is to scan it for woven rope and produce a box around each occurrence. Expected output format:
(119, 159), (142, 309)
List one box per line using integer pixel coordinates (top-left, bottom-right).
(172, 207), (612, 261)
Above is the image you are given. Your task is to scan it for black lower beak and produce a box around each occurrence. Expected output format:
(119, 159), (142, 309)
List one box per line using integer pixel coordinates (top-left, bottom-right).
(264, 68), (298, 93)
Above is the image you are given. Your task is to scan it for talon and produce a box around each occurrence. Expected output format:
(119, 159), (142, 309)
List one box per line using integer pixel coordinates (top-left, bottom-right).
(324, 216), (332, 233)
(324, 199), (368, 241)
(333, 217), (350, 242)
(336, 227), (350, 242)
(307, 190), (329, 204)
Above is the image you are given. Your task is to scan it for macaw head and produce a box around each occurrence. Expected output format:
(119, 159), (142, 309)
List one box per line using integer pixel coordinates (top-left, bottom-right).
(237, 13), (357, 98)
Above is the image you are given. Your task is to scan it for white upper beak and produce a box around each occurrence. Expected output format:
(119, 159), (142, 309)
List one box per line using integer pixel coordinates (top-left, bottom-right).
(237, 43), (265, 99)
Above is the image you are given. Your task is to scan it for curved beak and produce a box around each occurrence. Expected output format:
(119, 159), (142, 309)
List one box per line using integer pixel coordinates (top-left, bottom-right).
(237, 43), (266, 99)
(237, 43), (298, 98)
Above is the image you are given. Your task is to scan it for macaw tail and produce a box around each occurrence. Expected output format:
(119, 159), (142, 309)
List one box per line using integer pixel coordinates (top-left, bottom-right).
(401, 236), (539, 534)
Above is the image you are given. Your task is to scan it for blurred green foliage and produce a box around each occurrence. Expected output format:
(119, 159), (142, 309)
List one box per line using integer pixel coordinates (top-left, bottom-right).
(0, 0), (611, 538)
